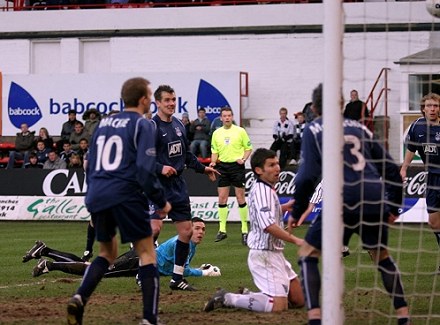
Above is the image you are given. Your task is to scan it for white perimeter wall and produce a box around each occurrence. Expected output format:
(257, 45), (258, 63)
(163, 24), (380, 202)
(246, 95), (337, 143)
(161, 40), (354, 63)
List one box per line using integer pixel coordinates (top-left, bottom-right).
(0, 1), (436, 161)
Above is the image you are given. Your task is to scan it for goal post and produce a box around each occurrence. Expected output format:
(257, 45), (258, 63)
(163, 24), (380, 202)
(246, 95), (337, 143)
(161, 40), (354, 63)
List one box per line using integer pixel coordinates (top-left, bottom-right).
(322, 1), (344, 324)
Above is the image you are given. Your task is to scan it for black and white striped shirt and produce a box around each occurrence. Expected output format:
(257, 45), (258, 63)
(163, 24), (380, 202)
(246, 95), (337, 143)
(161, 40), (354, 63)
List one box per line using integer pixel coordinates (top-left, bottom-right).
(247, 179), (284, 251)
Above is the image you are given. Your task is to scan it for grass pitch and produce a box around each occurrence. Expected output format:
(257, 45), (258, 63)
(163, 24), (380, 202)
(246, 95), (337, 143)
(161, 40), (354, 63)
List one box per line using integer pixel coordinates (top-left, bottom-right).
(0, 221), (439, 324)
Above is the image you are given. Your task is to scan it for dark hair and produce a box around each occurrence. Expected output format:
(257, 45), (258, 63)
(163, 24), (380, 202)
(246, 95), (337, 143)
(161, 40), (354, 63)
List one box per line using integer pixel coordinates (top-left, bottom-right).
(74, 121), (84, 127)
(68, 109), (76, 115)
(250, 148), (277, 175)
(198, 107), (206, 112)
(121, 77), (150, 108)
(154, 85), (175, 101)
(312, 83), (323, 116)
(29, 152), (37, 159)
(191, 217), (205, 223)
(220, 106), (233, 115)
(79, 138), (89, 143)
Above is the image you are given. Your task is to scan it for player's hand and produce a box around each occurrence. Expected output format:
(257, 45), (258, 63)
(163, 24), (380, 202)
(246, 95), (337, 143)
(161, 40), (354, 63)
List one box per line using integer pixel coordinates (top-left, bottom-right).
(281, 199), (295, 213)
(201, 265), (221, 277)
(388, 213), (399, 224)
(156, 201), (171, 219)
(209, 162), (216, 168)
(204, 166), (221, 182)
(162, 165), (177, 177)
(399, 168), (407, 182)
(199, 263), (212, 270)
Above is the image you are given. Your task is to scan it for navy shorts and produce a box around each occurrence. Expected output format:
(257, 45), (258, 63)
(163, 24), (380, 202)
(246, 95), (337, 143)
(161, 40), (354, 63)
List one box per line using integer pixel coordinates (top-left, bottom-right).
(150, 175), (191, 222)
(305, 213), (388, 251)
(91, 192), (152, 244)
(426, 173), (440, 213)
(216, 162), (245, 188)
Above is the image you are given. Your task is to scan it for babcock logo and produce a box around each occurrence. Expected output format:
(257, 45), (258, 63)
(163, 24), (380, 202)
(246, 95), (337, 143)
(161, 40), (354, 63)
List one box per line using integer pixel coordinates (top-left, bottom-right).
(196, 79), (230, 121)
(8, 82), (43, 129)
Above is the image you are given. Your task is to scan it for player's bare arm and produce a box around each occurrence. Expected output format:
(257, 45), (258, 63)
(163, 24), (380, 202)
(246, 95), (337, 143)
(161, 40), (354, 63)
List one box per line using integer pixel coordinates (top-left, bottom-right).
(265, 223), (303, 246)
(162, 165), (177, 177)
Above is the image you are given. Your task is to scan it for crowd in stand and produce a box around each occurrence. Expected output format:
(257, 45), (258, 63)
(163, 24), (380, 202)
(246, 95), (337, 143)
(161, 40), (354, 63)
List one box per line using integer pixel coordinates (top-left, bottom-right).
(2, 108), (98, 170)
(1, 90), (368, 171)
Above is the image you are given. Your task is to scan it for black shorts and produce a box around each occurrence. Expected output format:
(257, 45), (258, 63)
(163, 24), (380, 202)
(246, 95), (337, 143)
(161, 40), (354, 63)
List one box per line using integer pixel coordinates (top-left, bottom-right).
(150, 175), (191, 222)
(305, 213), (388, 251)
(216, 162), (246, 188)
(91, 192), (152, 244)
(426, 172), (440, 213)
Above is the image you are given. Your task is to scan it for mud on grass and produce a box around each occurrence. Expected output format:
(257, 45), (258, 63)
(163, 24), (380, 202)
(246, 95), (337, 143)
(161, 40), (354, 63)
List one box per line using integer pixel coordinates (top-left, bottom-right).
(0, 288), (308, 325)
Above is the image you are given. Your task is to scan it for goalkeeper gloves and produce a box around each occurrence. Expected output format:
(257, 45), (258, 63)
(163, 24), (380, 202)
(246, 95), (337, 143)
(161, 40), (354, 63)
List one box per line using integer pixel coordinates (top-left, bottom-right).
(199, 264), (221, 277)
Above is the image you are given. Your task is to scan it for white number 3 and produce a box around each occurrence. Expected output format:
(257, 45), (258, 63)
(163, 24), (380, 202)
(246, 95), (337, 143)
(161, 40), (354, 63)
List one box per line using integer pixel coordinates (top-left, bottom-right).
(344, 135), (365, 171)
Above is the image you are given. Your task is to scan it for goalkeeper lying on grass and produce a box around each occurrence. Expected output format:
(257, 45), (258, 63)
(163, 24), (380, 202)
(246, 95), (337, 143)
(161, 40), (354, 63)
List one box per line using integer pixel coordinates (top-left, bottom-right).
(24, 217), (221, 278)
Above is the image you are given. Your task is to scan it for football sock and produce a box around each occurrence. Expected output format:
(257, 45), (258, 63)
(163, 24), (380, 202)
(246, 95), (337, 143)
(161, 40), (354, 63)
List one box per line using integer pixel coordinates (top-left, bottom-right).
(172, 240), (189, 281)
(238, 203), (249, 234)
(85, 223), (95, 252)
(138, 264), (160, 325)
(378, 257), (407, 309)
(218, 204), (228, 233)
(434, 232), (440, 247)
(49, 261), (87, 275)
(308, 320), (321, 325)
(77, 256), (109, 305)
(45, 248), (83, 262)
(398, 317), (410, 325)
(224, 292), (273, 312)
(298, 256), (321, 310)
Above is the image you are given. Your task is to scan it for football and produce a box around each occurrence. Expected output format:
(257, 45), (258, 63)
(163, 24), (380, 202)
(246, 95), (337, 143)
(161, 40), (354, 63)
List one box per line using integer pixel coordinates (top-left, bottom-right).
(426, 0), (440, 18)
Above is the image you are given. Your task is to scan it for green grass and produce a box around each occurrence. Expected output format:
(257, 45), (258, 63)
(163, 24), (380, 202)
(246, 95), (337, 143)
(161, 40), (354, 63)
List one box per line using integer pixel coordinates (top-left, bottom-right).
(0, 221), (439, 324)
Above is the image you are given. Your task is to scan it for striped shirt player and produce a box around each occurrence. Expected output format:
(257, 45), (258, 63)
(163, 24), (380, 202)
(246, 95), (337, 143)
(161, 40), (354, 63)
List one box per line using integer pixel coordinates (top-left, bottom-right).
(210, 106), (253, 244)
(400, 92), (440, 273)
(291, 84), (409, 325)
(203, 148), (304, 314)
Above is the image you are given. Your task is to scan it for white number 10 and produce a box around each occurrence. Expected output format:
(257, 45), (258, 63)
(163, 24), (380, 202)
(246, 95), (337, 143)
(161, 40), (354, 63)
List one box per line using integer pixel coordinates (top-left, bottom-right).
(95, 135), (123, 171)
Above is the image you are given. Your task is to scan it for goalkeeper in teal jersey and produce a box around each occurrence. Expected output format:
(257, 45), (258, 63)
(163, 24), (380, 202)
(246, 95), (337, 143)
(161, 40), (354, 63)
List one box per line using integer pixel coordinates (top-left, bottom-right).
(26, 217), (221, 279)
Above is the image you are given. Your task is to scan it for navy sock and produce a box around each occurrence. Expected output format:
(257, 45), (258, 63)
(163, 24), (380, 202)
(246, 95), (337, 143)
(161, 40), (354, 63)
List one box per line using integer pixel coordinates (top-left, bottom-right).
(378, 257), (407, 310)
(86, 223), (95, 252)
(398, 317), (410, 325)
(172, 240), (189, 281)
(298, 256), (321, 310)
(309, 320), (321, 325)
(434, 232), (440, 247)
(139, 264), (160, 325)
(77, 256), (109, 304)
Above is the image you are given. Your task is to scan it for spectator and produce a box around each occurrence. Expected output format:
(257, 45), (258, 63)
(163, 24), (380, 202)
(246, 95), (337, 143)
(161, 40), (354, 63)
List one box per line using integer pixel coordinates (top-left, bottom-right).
(302, 101), (315, 123)
(24, 152), (44, 169)
(35, 140), (51, 164)
(6, 123), (35, 169)
(83, 108), (101, 137)
(68, 153), (83, 169)
(34, 127), (54, 151)
(77, 138), (89, 163)
(43, 151), (67, 170)
(270, 107), (294, 169)
(344, 89), (370, 123)
(290, 112), (306, 165)
(190, 107), (211, 158)
(58, 110), (77, 153)
(69, 121), (89, 151)
(181, 112), (193, 142)
(60, 141), (76, 165)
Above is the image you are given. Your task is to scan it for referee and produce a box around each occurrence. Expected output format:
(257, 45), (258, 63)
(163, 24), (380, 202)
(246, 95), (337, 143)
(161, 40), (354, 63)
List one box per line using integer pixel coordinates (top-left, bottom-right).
(209, 106), (253, 245)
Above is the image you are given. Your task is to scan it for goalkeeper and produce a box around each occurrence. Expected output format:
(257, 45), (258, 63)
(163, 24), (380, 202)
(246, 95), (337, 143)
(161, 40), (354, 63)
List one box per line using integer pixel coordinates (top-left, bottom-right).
(26, 217), (221, 278)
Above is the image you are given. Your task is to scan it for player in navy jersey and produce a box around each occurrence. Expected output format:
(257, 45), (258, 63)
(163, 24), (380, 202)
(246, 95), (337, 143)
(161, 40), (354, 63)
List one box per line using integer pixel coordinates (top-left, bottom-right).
(67, 77), (171, 325)
(289, 84), (410, 325)
(400, 93), (440, 273)
(150, 84), (219, 291)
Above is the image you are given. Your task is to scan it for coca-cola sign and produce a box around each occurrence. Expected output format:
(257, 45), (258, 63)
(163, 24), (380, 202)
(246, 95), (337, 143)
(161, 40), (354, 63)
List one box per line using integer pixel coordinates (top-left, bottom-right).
(245, 170), (296, 195)
(404, 170), (427, 198)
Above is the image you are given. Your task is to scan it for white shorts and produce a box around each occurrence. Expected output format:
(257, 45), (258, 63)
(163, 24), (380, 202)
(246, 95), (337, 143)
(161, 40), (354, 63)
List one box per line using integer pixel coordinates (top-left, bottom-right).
(247, 249), (297, 297)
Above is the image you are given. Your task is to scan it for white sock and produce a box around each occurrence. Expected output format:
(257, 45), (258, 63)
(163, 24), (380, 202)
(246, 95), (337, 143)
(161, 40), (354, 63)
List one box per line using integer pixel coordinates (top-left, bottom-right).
(224, 292), (273, 312)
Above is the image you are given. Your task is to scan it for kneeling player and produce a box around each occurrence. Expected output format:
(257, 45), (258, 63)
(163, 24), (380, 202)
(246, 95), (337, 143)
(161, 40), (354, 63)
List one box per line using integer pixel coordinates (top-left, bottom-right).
(204, 148), (304, 313)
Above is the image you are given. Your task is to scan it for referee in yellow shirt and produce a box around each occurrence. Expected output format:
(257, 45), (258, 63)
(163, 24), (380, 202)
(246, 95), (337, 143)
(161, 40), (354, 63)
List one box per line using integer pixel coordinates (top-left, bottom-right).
(209, 106), (253, 245)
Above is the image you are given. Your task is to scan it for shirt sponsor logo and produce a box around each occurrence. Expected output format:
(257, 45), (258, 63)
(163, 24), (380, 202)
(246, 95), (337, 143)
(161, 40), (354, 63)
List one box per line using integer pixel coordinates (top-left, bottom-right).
(168, 141), (182, 157)
(423, 143), (438, 154)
